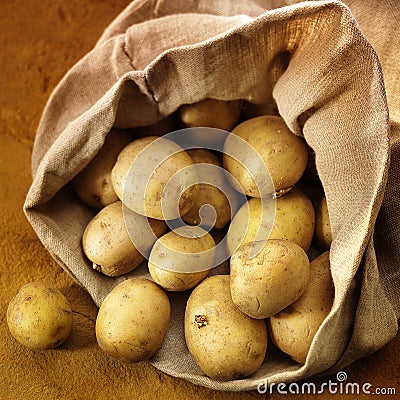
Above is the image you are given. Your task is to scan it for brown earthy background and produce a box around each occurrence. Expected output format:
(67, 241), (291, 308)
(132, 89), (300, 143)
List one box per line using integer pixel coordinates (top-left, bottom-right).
(1, 1), (399, 399)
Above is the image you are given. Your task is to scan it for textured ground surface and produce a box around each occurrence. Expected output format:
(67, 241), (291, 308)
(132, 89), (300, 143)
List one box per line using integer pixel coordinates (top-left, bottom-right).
(0, 1), (398, 399)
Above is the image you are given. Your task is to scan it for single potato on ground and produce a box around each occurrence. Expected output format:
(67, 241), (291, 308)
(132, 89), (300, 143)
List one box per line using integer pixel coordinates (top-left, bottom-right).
(7, 281), (73, 350)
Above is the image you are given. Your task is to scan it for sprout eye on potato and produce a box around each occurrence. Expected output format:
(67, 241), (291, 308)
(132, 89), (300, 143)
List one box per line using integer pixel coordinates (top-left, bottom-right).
(7, 281), (73, 350)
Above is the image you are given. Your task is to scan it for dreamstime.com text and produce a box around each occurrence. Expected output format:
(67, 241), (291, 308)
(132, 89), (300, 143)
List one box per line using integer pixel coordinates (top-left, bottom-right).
(257, 371), (397, 396)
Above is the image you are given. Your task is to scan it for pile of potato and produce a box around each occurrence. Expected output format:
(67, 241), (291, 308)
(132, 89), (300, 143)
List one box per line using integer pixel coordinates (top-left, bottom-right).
(7, 98), (334, 381)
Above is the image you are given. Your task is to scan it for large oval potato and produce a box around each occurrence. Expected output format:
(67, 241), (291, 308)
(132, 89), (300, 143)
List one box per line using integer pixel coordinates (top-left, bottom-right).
(7, 281), (72, 350)
(315, 195), (332, 250)
(96, 278), (170, 363)
(230, 239), (310, 319)
(223, 115), (308, 196)
(148, 226), (216, 291)
(111, 136), (198, 220)
(82, 201), (167, 276)
(184, 275), (267, 381)
(72, 129), (132, 208)
(182, 149), (237, 229)
(227, 188), (315, 254)
(269, 251), (334, 363)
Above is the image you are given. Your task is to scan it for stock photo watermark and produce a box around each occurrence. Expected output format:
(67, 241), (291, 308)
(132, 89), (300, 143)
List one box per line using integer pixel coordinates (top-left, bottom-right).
(257, 371), (397, 396)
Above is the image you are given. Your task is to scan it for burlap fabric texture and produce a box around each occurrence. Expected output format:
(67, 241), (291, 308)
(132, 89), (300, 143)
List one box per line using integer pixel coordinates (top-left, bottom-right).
(24, 0), (399, 391)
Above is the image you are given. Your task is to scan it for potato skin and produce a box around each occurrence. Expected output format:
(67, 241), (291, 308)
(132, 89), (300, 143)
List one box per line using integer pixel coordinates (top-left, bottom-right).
(95, 278), (170, 363)
(7, 281), (72, 350)
(269, 251), (333, 363)
(72, 129), (132, 208)
(184, 275), (267, 381)
(82, 201), (166, 276)
(179, 98), (241, 131)
(223, 115), (308, 196)
(182, 149), (234, 229)
(230, 239), (311, 319)
(111, 136), (198, 220)
(148, 227), (215, 291)
(227, 188), (315, 254)
(315, 196), (332, 250)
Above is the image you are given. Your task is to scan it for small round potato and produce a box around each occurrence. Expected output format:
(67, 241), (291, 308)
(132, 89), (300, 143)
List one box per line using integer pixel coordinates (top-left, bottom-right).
(111, 136), (198, 220)
(230, 239), (311, 319)
(315, 196), (332, 250)
(72, 129), (132, 208)
(82, 201), (167, 276)
(179, 98), (241, 131)
(223, 115), (308, 196)
(269, 251), (333, 363)
(184, 275), (267, 381)
(182, 149), (236, 229)
(227, 188), (315, 254)
(7, 281), (73, 350)
(148, 226), (215, 291)
(96, 278), (170, 363)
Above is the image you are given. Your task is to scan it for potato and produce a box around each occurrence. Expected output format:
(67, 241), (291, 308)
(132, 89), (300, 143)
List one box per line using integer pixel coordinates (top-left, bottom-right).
(223, 115), (308, 196)
(7, 281), (72, 350)
(111, 136), (198, 220)
(269, 251), (333, 363)
(227, 188), (315, 254)
(72, 128), (132, 208)
(96, 278), (170, 362)
(182, 149), (237, 229)
(315, 196), (332, 250)
(230, 239), (310, 319)
(148, 226), (215, 291)
(178, 98), (241, 131)
(82, 201), (167, 276)
(178, 99), (242, 148)
(184, 275), (267, 381)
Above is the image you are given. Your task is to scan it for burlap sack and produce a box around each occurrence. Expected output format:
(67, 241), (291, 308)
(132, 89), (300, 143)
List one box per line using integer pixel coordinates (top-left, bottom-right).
(24, 0), (399, 391)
